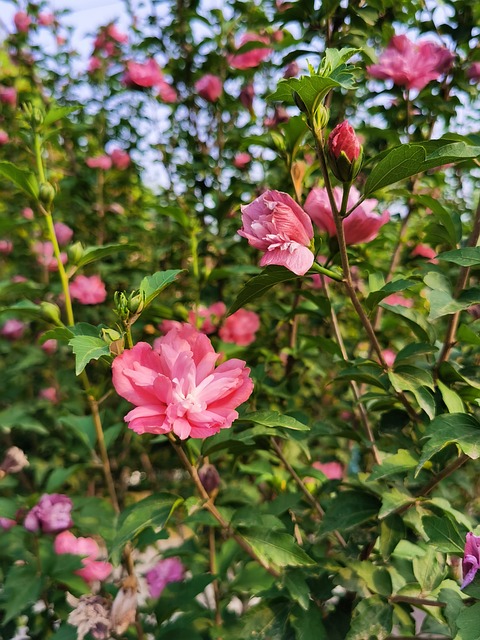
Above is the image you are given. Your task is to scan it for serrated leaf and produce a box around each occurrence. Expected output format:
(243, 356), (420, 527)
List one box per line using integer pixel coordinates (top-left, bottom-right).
(454, 601), (480, 639)
(139, 269), (184, 307)
(68, 335), (110, 375)
(240, 529), (315, 568)
(75, 243), (137, 269)
(319, 491), (380, 534)
(423, 514), (467, 553)
(437, 247), (480, 267)
(228, 265), (299, 315)
(242, 410), (309, 431)
(284, 569), (311, 611)
(388, 365), (435, 418)
(412, 546), (446, 592)
(0, 161), (39, 198)
(416, 413), (480, 475)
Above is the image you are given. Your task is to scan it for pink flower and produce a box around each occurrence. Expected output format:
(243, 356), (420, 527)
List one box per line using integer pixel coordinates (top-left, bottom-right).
(1, 319), (26, 340)
(188, 302), (226, 334)
(0, 240), (13, 254)
(112, 324), (254, 440)
(312, 461), (344, 480)
(383, 294), (413, 308)
(70, 275), (107, 305)
(14, 11), (31, 33)
(54, 530), (112, 584)
(195, 74), (223, 102)
(11, 275), (27, 283)
(233, 152), (251, 169)
(304, 186), (389, 245)
(0, 86), (17, 106)
(86, 156), (112, 170)
(328, 121), (363, 183)
(239, 190), (314, 276)
(22, 207), (34, 220)
(88, 57), (102, 73)
(239, 84), (255, 112)
(228, 33), (272, 70)
(467, 62), (480, 83)
(146, 558), (184, 598)
(411, 244), (438, 263)
(123, 59), (164, 88)
(367, 34), (454, 91)
(54, 222), (74, 245)
(24, 494), (73, 533)
(219, 309), (260, 346)
(33, 241), (67, 271)
(41, 338), (58, 354)
(39, 387), (59, 404)
(0, 517), (16, 530)
(462, 532), (480, 589)
(0, 130), (9, 145)
(157, 81), (177, 103)
(106, 23), (128, 44)
(264, 106), (289, 128)
(157, 319), (185, 336)
(38, 12), (55, 26)
(109, 148), (131, 170)
(382, 349), (397, 367)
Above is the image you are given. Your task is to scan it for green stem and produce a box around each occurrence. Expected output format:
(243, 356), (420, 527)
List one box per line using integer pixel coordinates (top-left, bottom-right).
(310, 261), (343, 282)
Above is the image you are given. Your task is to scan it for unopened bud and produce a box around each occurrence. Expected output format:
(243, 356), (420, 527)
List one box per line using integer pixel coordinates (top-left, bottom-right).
(68, 241), (84, 264)
(39, 182), (56, 206)
(1, 447), (29, 474)
(114, 291), (129, 321)
(312, 104), (330, 133)
(127, 291), (145, 315)
(327, 120), (363, 183)
(101, 328), (122, 344)
(40, 301), (62, 325)
(198, 464), (220, 494)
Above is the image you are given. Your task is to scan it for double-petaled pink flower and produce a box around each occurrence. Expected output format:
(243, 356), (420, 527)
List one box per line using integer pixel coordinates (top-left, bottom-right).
(146, 557), (185, 598)
(33, 241), (67, 271)
(70, 275), (107, 305)
(112, 324), (253, 440)
(54, 531), (112, 584)
(219, 309), (260, 346)
(195, 74), (223, 102)
(304, 186), (389, 245)
(367, 34), (454, 91)
(239, 190), (314, 276)
(228, 33), (272, 70)
(24, 493), (73, 533)
(312, 460), (344, 480)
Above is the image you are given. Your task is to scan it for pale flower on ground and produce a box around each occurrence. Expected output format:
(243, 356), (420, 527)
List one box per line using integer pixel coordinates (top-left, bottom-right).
(219, 309), (260, 346)
(146, 557), (185, 598)
(54, 530), (113, 584)
(70, 275), (107, 305)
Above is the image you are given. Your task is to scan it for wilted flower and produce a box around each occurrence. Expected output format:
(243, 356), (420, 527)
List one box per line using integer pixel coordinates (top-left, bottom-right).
(54, 222), (74, 245)
(86, 156), (112, 170)
(304, 186), (389, 245)
(112, 324), (254, 440)
(327, 121), (363, 183)
(233, 152), (251, 169)
(146, 557), (185, 598)
(111, 575), (137, 635)
(462, 532), (480, 589)
(1, 319), (26, 340)
(24, 493), (73, 533)
(367, 34), (454, 91)
(1, 447), (29, 474)
(198, 464), (221, 494)
(70, 275), (107, 305)
(239, 190), (314, 276)
(228, 33), (272, 70)
(14, 11), (31, 33)
(219, 309), (260, 346)
(67, 593), (112, 640)
(195, 74), (223, 102)
(55, 530), (112, 584)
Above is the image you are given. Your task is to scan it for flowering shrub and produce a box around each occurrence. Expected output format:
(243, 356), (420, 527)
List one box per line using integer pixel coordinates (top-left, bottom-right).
(1, 0), (480, 638)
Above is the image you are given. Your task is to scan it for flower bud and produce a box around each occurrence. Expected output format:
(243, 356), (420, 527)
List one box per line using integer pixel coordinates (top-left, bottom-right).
(39, 182), (56, 206)
(312, 104), (330, 134)
(40, 301), (63, 325)
(114, 291), (129, 321)
(327, 121), (363, 184)
(127, 291), (145, 315)
(68, 241), (84, 264)
(198, 464), (220, 494)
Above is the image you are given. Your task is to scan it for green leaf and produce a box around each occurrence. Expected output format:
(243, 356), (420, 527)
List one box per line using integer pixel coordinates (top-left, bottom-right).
(49, 624), (78, 640)
(0, 404), (48, 435)
(388, 365), (435, 418)
(437, 380), (465, 413)
(365, 279), (415, 311)
(139, 269), (184, 307)
(111, 493), (183, 555)
(425, 286), (480, 321)
(284, 569), (311, 611)
(394, 342), (438, 364)
(319, 491), (380, 534)
(412, 546), (446, 592)
(270, 75), (341, 111)
(59, 415), (96, 450)
(242, 410), (310, 431)
(416, 413), (480, 475)
(228, 265), (299, 315)
(43, 105), (79, 127)
(224, 602), (290, 639)
(240, 528), (315, 568)
(453, 601), (480, 640)
(68, 335), (110, 375)
(379, 302), (436, 343)
(46, 465), (83, 492)
(364, 145), (426, 195)
(1, 565), (43, 623)
(415, 194), (461, 247)
(0, 497), (18, 519)
(345, 596), (393, 640)
(75, 243), (137, 269)
(423, 514), (467, 554)
(436, 247), (480, 267)
(423, 140), (480, 167)
(380, 515), (405, 561)
(0, 161), (39, 198)
(369, 449), (418, 481)
(290, 602), (328, 639)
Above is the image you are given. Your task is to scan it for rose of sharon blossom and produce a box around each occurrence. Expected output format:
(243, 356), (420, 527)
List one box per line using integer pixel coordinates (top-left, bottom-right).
(112, 324), (254, 440)
(1, 446), (29, 474)
(383, 294), (413, 308)
(462, 532), (480, 589)
(67, 594), (111, 640)
(109, 148), (131, 170)
(55, 531), (112, 584)
(39, 387), (59, 404)
(14, 11), (31, 33)
(195, 74), (223, 102)
(219, 309), (260, 346)
(328, 121), (363, 183)
(312, 460), (344, 480)
(70, 275), (107, 305)
(0, 240), (13, 254)
(304, 186), (389, 245)
(33, 241), (67, 271)
(41, 338), (58, 354)
(228, 33), (272, 69)
(188, 302), (226, 334)
(24, 493), (73, 533)
(467, 62), (480, 83)
(367, 34), (454, 91)
(382, 349), (397, 367)
(38, 13), (55, 26)
(86, 156), (112, 170)
(1, 319), (26, 340)
(0, 518), (16, 530)
(0, 85), (17, 106)
(146, 557), (185, 598)
(239, 190), (314, 276)
(54, 222), (74, 245)
(123, 59), (177, 102)
(411, 244), (438, 262)
(233, 152), (251, 169)
(0, 130), (9, 145)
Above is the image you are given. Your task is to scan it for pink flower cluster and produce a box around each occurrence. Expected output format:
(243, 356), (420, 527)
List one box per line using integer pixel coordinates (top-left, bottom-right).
(55, 531), (112, 585)
(123, 59), (177, 102)
(70, 275), (107, 305)
(146, 557), (185, 598)
(112, 324), (254, 439)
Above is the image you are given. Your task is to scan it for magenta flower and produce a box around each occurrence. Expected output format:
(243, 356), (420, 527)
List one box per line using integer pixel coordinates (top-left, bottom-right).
(462, 532), (480, 589)
(24, 493), (73, 533)
(367, 34), (454, 91)
(0, 86), (17, 106)
(304, 186), (389, 245)
(109, 148), (131, 170)
(70, 275), (107, 305)
(54, 222), (74, 246)
(112, 324), (254, 440)
(228, 33), (272, 70)
(55, 531), (112, 584)
(312, 461), (344, 480)
(14, 11), (31, 33)
(233, 152), (251, 169)
(195, 74), (223, 102)
(86, 156), (112, 170)
(467, 62), (480, 83)
(1, 319), (26, 340)
(146, 558), (185, 598)
(239, 190), (314, 276)
(219, 309), (260, 346)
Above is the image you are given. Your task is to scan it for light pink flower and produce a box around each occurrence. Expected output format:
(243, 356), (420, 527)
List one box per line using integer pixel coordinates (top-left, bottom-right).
(157, 319), (185, 336)
(41, 338), (58, 354)
(219, 309), (260, 346)
(39, 387), (59, 404)
(0, 86), (17, 106)
(22, 207), (34, 220)
(86, 156), (112, 170)
(0, 517), (16, 530)
(88, 57), (102, 73)
(0, 240), (13, 254)
(109, 148), (131, 170)
(195, 74), (223, 102)
(24, 494), (73, 533)
(112, 324), (254, 440)
(14, 11), (31, 33)
(239, 190), (314, 276)
(70, 275), (107, 305)
(56, 35), (66, 46)
(367, 34), (454, 91)
(233, 152), (251, 169)
(1, 319), (26, 340)
(123, 59), (164, 88)
(312, 460), (344, 480)
(382, 349), (397, 367)
(228, 33), (272, 70)
(11, 275), (27, 283)
(33, 241), (67, 271)
(467, 62), (480, 83)
(106, 23), (128, 44)
(146, 558), (184, 598)
(188, 302), (226, 334)
(54, 222), (74, 245)
(38, 12), (55, 26)
(383, 294), (413, 308)
(411, 244), (438, 263)
(55, 530), (112, 584)
(304, 186), (389, 245)
(157, 81), (177, 103)
(0, 130), (9, 145)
